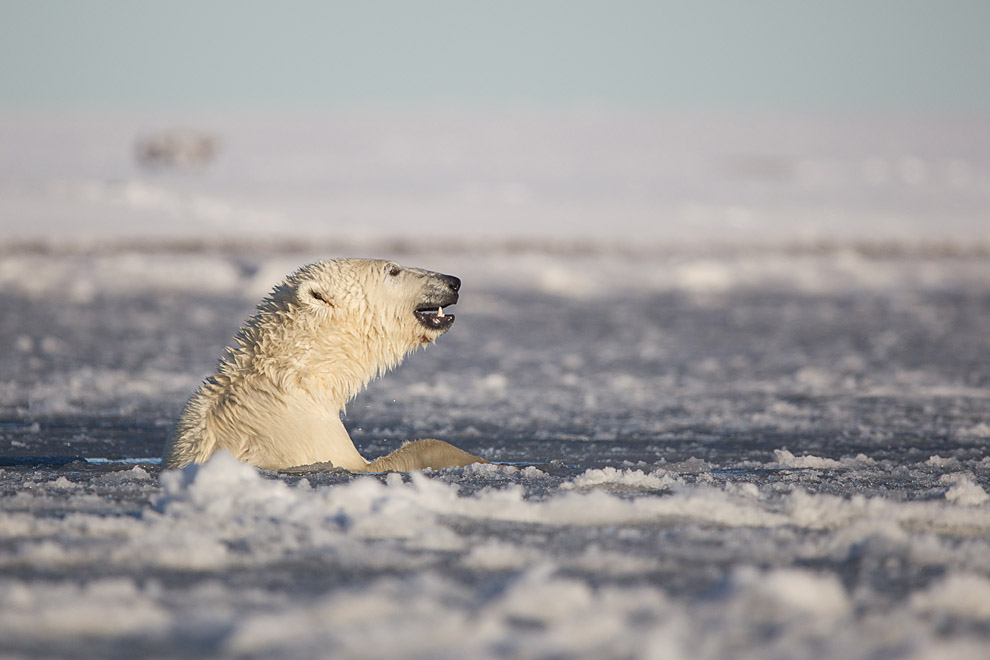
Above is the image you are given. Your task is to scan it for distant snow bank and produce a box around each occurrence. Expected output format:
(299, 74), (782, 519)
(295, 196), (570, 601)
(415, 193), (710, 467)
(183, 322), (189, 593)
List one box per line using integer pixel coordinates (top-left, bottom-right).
(1, 110), (988, 246)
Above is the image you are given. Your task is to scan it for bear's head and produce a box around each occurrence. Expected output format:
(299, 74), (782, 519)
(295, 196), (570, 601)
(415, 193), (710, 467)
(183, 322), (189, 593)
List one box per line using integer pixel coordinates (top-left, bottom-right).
(292, 258), (460, 344)
(234, 259), (460, 391)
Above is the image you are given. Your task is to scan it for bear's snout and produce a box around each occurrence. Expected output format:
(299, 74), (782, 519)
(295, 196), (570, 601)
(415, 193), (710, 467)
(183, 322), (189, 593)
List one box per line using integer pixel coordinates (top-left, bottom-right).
(441, 274), (461, 293)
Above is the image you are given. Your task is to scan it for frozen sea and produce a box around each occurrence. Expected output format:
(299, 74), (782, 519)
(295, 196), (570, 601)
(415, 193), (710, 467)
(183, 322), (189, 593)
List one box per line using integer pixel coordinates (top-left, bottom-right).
(1, 110), (989, 659)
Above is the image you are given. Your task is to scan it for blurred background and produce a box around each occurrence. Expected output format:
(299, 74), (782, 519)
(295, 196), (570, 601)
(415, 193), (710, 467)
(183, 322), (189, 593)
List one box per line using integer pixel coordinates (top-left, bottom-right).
(1, 0), (989, 247)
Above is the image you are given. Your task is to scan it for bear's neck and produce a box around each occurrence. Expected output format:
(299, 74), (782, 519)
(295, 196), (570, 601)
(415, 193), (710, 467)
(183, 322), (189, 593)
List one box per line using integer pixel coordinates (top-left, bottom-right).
(230, 310), (410, 402)
(203, 310), (418, 468)
(222, 344), (399, 410)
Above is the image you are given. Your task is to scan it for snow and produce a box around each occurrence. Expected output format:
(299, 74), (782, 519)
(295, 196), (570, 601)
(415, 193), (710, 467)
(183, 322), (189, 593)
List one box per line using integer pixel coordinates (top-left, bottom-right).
(941, 474), (990, 507)
(1, 110), (989, 246)
(5, 453), (990, 658)
(1, 109), (990, 659)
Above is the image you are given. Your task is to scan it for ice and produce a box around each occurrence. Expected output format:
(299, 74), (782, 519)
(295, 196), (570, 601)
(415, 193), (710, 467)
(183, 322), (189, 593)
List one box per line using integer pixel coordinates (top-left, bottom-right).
(911, 573), (990, 620)
(725, 566), (851, 619)
(2, 110), (990, 658)
(772, 448), (876, 469)
(7, 450), (990, 657)
(0, 579), (171, 639)
(563, 466), (679, 491)
(941, 474), (990, 506)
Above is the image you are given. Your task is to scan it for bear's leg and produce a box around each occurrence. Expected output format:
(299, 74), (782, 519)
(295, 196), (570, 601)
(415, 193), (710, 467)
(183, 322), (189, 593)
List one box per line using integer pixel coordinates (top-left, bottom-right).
(361, 438), (489, 473)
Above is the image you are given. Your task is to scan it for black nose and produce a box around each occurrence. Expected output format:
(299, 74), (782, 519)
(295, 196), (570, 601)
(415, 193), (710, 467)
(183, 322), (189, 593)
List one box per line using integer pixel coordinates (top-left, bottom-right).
(443, 275), (461, 292)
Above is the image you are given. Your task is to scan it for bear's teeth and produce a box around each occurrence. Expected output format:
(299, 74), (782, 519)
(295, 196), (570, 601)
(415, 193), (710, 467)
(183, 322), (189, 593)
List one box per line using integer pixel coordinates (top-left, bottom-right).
(437, 307), (445, 318)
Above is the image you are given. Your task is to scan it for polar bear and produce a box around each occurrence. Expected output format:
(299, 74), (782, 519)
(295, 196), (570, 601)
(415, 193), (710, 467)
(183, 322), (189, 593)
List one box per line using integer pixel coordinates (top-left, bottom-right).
(163, 258), (488, 472)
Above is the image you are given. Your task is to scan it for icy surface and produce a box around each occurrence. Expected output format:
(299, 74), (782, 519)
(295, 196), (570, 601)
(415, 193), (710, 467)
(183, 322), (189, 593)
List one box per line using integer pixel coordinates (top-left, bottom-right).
(1, 111), (990, 659)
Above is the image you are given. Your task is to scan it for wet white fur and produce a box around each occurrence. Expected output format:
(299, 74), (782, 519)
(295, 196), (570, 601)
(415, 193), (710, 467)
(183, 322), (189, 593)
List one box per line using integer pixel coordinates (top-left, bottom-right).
(163, 259), (485, 472)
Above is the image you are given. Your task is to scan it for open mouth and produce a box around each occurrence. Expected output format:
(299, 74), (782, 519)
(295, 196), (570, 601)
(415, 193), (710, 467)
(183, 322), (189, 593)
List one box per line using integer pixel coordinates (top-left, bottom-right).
(414, 303), (456, 331)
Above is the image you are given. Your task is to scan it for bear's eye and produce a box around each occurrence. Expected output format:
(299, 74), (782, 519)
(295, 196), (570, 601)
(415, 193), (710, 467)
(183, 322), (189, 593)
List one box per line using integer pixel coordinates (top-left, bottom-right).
(309, 290), (331, 305)
(388, 265), (401, 277)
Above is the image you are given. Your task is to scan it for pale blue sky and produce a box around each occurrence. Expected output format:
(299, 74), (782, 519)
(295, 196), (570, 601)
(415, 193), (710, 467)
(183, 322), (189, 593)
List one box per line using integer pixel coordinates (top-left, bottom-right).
(1, 0), (988, 110)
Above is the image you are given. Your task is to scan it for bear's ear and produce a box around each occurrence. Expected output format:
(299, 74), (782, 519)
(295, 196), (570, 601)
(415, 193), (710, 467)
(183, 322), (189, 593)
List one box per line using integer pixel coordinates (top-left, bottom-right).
(297, 280), (334, 310)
